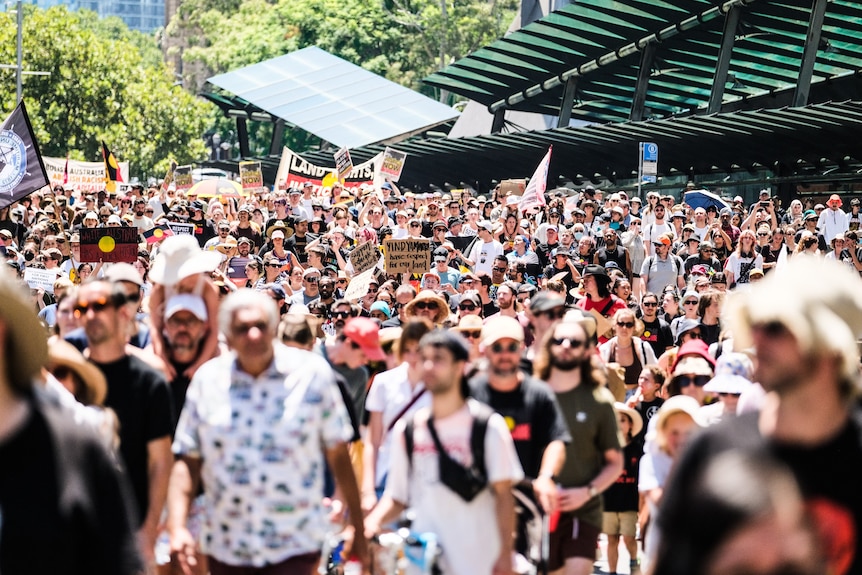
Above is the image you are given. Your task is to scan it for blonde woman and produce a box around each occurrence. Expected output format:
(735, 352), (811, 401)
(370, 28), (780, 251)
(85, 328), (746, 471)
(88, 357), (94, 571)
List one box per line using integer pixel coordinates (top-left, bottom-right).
(599, 308), (657, 397)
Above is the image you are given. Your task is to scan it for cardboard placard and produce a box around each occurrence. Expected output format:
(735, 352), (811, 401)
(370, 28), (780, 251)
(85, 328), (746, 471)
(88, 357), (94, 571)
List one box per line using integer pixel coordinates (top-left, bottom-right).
(24, 267), (59, 293)
(161, 160), (177, 193)
(174, 165), (193, 191)
(239, 161), (264, 196)
(384, 238), (430, 274)
(167, 222), (195, 235)
(349, 241), (379, 275)
(343, 268), (376, 301)
(80, 227), (139, 263)
(500, 179), (526, 196)
(380, 148), (407, 182)
(334, 147), (353, 180)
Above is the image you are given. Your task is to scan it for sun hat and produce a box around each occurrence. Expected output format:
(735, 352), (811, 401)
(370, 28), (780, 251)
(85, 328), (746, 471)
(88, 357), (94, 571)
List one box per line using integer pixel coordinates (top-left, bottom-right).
(481, 316), (524, 348)
(654, 395), (707, 432)
(149, 234), (222, 285)
(216, 236), (238, 254)
(267, 221), (294, 239)
(47, 340), (108, 406)
(613, 402), (644, 437)
(343, 317), (386, 361)
(703, 352), (754, 395)
(0, 264), (48, 389)
(451, 314), (484, 332)
(403, 290), (450, 324)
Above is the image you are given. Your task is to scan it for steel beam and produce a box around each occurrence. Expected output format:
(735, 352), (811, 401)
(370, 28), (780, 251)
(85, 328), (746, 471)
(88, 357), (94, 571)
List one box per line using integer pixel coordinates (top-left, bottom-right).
(708, 5), (741, 113)
(793, 0), (828, 107)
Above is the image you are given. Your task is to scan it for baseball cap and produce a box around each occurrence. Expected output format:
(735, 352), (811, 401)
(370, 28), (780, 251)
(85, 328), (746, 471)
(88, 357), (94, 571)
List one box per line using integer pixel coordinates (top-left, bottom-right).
(481, 316), (524, 347)
(165, 294), (208, 321)
(529, 291), (565, 313)
(104, 262), (143, 287)
(343, 317), (386, 361)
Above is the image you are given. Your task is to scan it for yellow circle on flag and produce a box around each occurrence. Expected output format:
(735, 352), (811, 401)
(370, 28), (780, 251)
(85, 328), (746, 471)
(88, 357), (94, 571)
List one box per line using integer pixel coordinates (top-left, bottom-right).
(321, 171), (339, 189)
(99, 236), (116, 253)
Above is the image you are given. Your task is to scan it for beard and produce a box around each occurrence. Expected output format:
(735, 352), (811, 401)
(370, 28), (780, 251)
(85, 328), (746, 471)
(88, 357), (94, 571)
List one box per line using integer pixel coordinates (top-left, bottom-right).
(551, 354), (585, 372)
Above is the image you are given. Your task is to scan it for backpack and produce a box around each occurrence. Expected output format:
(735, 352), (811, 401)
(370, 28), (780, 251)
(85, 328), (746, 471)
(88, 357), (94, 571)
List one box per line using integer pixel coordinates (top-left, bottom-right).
(405, 402), (493, 501)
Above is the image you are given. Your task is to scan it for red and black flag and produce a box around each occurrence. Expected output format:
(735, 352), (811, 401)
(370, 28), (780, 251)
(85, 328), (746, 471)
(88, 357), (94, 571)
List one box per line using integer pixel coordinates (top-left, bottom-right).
(102, 141), (123, 194)
(0, 101), (49, 210)
(142, 223), (174, 244)
(63, 153), (69, 185)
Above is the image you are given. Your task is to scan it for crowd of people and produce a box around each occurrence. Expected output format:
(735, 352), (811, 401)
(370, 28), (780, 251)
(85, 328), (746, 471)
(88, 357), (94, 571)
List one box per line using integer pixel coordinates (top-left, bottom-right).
(0, 178), (861, 575)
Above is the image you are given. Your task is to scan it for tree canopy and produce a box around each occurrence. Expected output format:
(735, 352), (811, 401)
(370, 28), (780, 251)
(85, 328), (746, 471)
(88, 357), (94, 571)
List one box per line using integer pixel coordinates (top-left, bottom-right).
(0, 5), (212, 179)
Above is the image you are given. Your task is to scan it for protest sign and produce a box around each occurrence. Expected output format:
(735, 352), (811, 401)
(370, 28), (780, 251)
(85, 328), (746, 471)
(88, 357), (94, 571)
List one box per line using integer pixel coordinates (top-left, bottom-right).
(44, 157), (129, 194)
(161, 160), (177, 192)
(80, 227), (139, 263)
(174, 165), (193, 191)
(380, 148), (407, 182)
(167, 222), (195, 236)
(274, 146), (375, 192)
(334, 147), (353, 180)
(384, 238), (430, 274)
(500, 179), (526, 196)
(24, 267), (58, 293)
(343, 268), (376, 301)
(349, 241), (379, 275)
(239, 161), (265, 196)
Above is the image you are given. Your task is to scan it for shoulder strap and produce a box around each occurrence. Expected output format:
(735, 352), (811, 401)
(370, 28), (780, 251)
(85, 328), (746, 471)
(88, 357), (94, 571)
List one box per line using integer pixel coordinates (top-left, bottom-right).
(599, 296), (616, 317)
(470, 404), (493, 477)
(386, 388), (427, 433)
(405, 414), (415, 469)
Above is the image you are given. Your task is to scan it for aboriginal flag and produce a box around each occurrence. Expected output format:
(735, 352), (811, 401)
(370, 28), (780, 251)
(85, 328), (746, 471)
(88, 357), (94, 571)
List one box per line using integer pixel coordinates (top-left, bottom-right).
(102, 141), (123, 193)
(143, 223), (174, 244)
(0, 101), (49, 210)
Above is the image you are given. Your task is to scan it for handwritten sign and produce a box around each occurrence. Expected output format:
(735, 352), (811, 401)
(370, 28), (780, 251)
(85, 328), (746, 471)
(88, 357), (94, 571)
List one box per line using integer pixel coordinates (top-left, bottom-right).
(167, 222), (195, 236)
(343, 268), (375, 301)
(334, 147), (353, 180)
(380, 148), (407, 182)
(384, 238), (430, 274)
(174, 165), (193, 191)
(349, 241), (379, 275)
(500, 179), (526, 196)
(80, 227), (139, 263)
(239, 161), (264, 196)
(24, 267), (59, 293)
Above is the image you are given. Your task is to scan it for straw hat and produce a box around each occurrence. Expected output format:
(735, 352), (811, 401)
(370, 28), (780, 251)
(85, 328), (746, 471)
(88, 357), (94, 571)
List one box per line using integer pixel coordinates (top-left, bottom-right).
(216, 235), (238, 254)
(149, 235), (222, 285)
(403, 290), (450, 324)
(613, 402), (643, 437)
(47, 341), (108, 406)
(0, 264), (48, 389)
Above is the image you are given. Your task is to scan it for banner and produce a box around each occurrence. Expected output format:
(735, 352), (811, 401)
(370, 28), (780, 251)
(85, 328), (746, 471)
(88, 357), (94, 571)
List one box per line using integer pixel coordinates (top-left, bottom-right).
(349, 241), (379, 275)
(274, 146), (375, 193)
(519, 146), (551, 213)
(334, 147), (353, 180)
(379, 147), (407, 182)
(0, 101), (49, 209)
(43, 157), (129, 194)
(239, 160), (265, 196)
(384, 238), (430, 274)
(80, 227), (139, 263)
(174, 165), (193, 191)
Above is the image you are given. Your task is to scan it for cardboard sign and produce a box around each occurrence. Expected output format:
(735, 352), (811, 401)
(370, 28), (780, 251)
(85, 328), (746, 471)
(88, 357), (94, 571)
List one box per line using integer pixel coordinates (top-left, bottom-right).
(239, 161), (265, 196)
(384, 238), (430, 274)
(161, 160), (178, 192)
(349, 241), (379, 275)
(334, 147), (353, 180)
(343, 268), (376, 301)
(24, 267), (59, 293)
(174, 165), (193, 191)
(43, 157), (129, 193)
(80, 227), (139, 263)
(380, 147), (407, 182)
(500, 179), (526, 196)
(167, 222), (195, 235)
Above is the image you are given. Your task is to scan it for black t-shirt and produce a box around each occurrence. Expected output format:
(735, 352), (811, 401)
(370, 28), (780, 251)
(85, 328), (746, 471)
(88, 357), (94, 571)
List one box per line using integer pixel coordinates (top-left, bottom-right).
(285, 233), (309, 263)
(699, 321), (722, 346)
(92, 355), (174, 524)
(641, 317), (674, 358)
(0, 400), (141, 575)
(188, 217), (215, 247)
(482, 299), (500, 319)
(655, 409), (862, 575)
(468, 374), (572, 478)
(602, 440), (641, 512)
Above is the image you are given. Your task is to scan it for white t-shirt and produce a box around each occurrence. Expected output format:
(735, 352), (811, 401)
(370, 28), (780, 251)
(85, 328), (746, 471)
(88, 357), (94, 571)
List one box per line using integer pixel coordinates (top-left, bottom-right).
(364, 363), (431, 486)
(468, 239), (504, 275)
(386, 399), (524, 575)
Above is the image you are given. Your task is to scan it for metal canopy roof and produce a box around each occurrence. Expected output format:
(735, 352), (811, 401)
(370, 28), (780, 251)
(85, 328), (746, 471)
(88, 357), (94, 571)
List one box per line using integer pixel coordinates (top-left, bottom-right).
(424, 0), (862, 122)
(207, 47), (459, 149)
(264, 100), (862, 188)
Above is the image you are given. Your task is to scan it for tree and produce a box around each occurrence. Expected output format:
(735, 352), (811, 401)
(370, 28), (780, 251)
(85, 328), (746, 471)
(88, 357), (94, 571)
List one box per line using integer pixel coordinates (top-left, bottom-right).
(0, 5), (212, 178)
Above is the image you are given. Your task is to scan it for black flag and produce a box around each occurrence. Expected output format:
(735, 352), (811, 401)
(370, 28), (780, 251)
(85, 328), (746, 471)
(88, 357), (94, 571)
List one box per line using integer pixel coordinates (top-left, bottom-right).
(0, 101), (48, 210)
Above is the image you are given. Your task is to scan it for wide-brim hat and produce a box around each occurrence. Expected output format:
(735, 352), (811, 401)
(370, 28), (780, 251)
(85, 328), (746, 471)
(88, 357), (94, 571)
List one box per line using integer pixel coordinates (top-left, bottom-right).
(149, 235), (222, 285)
(266, 220), (294, 239)
(216, 236), (238, 254)
(404, 290), (450, 323)
(47, 341), (108, 406)
(0, 264), (48, 387)
(613, 402), (643, 438)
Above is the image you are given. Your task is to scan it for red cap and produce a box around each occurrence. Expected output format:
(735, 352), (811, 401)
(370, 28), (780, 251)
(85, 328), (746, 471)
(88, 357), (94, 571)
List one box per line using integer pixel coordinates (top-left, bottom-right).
(343, 318), (386, 361)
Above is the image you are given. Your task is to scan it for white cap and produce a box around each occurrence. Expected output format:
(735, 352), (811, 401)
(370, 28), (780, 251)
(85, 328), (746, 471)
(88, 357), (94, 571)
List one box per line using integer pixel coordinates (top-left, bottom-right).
(165, 294), (207, 322)
(271, 230), (285, 240)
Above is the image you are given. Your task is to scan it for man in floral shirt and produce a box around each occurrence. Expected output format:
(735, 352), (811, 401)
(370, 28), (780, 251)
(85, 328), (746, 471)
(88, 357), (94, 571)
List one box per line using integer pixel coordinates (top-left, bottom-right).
(167, 289), (368, 575)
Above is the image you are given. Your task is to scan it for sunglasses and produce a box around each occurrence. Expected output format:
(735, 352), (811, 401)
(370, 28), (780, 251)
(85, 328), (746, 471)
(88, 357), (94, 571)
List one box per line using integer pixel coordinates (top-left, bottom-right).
(459, 303), (477, 311)
(305, 276), (319, 283)
(492, 267), (508, 273)
(274, 200), (287, 205)
(642, 302), (658, 307)
(540, 308), (566, 320)
(490, 341), (519, 354)
(685, 331), (703, 339)
(683, 300), (698, 305)
(550, 337), (585, 349)
(409, 223), (421, 228)
(331, 310), (351, 319)
(676, 374), (710, 388)
(462, 330), (482, 340)
(616, 321), (635, 328)
(336, 279), (348, 285)
(73, 296), (120, 317)
(265, 263), (281, 268)
(757, 232), (769, 237)
(414, 301), (438, 311)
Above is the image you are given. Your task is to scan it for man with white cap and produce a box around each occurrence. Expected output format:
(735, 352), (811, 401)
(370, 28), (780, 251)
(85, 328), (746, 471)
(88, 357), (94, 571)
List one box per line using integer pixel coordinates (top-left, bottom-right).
(652, 258), (862, 575)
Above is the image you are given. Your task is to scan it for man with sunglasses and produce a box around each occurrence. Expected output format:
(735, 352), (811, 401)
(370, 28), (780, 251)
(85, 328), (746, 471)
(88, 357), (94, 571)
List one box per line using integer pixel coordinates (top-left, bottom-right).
(639, 292), (674, 358)
(78, 280), (174, 572)
(469, 317), (571, 544)
(290, 267), (321, 306)
(643, 203), (673, 257)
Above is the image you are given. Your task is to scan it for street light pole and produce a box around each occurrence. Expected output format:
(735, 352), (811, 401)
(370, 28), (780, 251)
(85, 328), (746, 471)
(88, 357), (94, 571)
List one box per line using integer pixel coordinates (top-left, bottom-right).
(16, 0), (22, 102)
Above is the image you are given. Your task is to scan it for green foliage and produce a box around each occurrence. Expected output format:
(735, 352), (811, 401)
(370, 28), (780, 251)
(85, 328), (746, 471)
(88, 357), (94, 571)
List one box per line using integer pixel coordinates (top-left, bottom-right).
(0, 4), (212, 178)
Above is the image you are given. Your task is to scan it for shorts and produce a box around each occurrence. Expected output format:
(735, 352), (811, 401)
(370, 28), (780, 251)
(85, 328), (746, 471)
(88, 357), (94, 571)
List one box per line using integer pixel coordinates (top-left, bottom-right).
(602, 511), (638, 538)
(547, 513), (601, 571)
